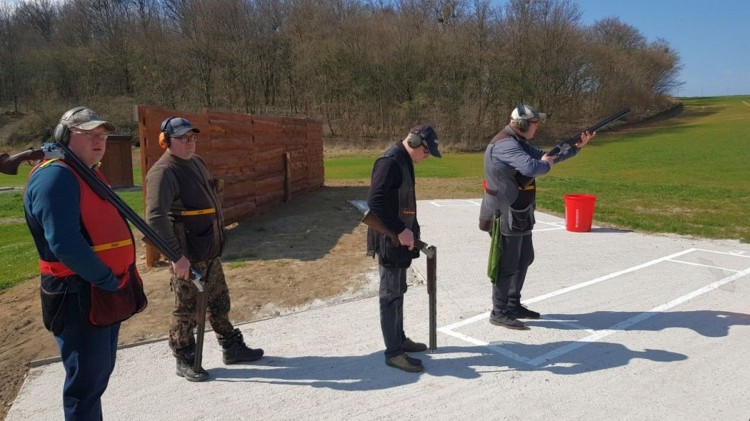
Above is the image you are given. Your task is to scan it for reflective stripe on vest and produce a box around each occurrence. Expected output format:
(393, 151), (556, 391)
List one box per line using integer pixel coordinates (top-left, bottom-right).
(170, 208), (216, 216)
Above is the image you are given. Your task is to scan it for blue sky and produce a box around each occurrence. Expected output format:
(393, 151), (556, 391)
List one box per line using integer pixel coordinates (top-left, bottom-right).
(571, 0), (750, 97)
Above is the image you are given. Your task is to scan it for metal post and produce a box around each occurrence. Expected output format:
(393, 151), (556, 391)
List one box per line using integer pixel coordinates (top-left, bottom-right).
(427, 246), (437, 352)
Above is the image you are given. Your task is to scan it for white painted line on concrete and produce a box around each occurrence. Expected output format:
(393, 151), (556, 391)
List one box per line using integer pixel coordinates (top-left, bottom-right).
(439, 247), (750, 366)
(524, 248), (698, 305)
(428, 199), (479, 207)
(667, 258), (741, 272)
(526, 265), (750, 366)
(696, 248), (750, 259)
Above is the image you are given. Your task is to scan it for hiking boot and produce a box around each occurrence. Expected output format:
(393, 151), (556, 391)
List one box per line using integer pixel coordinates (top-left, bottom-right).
(514, 305), (541, 320)
(489, 312), (529, 330)
(402, 337), (427, 353)
(386, 354), (424, 373)
(220, 330), (264, 364)
(176, 358), (209, 382)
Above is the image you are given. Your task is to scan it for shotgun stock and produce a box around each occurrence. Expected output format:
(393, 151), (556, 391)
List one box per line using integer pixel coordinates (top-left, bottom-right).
(361, 209), (435, 258)
(0, 147), (63, 175)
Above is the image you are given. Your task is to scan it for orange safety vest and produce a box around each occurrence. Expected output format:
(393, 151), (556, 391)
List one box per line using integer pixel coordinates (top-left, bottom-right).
(33, 160), (135, 282)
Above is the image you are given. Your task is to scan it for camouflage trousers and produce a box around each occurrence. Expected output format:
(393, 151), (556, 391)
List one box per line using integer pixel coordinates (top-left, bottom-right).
(168, 257), (235, 358)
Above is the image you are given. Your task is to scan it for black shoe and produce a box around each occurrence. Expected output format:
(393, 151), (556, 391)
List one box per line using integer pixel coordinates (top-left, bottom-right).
(514, 305), (541, 320)
(176, 359), (209, 382)
(489, 313), (529, 330)
(220, 330), (264, 364)
(386, 354), (424, 373)
(402, 337), (427, 353)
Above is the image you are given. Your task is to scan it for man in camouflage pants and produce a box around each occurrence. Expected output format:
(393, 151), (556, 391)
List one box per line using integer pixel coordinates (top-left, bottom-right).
(146, 117), (264, 382)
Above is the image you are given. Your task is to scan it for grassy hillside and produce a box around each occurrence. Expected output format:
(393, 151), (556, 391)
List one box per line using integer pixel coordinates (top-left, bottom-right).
(327, 96), (750, 242)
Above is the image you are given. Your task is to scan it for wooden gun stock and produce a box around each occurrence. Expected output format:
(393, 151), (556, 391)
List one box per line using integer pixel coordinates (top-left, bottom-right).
(0, 149), (47, 175)
(361, 209), (434, 258)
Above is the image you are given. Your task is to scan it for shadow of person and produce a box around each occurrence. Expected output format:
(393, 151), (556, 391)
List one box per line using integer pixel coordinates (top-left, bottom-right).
(533, 310), (750, 337)
(207, 351), (425, 390)
(204, 339), (686, 388)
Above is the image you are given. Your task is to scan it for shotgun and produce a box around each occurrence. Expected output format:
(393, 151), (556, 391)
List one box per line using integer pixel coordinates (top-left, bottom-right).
(3, 143), (207, 370)
(361, 209), (438, 351)
(516, 107), (631, 188)
(52, 141), (208, 372)
(361, 209), (435, 258)
(0, 147), (63, 175)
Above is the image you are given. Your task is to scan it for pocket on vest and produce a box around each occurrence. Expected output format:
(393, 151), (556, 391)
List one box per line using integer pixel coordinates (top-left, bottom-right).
(86, 264), (148, 327)
(40, 277), (70, 335)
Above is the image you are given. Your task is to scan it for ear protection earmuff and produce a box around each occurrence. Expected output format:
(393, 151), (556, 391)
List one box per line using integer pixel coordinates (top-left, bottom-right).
(53, 106), (88, 145)
(406, 133), (424, 148)
(515, 103), (529, 133)
(158, 117), (175, 149)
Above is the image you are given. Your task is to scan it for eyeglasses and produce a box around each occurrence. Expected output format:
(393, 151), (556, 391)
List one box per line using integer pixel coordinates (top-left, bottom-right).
(528, 119), (540, 124)
(71, 130), (108, 141)
(173, 133), (198, 144)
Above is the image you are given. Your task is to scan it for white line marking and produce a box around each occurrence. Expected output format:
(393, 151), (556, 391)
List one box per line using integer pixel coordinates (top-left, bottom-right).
(695, 248), (750, 259)
(666, 258), (740, 272)
(429, 200), (478, 207)
(527, 266), (750, 366)
(524, 248), (697, 305)
(439, 247), (750, 366)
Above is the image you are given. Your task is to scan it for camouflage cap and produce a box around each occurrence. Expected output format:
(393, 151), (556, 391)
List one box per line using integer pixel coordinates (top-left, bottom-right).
(60, 107), (115, 131)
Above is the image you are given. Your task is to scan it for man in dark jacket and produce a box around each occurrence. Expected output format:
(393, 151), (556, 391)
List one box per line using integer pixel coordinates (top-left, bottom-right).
(146, 117), (264, 382)
(366, 125), (441, 373)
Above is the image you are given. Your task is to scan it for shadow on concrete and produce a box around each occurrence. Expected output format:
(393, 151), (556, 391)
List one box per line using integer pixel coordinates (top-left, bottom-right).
(207, 351), (424, 390)
(202, 310), (750, 385)
(201, 337), (690, 388)
(534, 310), (750, 338)
(430, 343), (686, 376)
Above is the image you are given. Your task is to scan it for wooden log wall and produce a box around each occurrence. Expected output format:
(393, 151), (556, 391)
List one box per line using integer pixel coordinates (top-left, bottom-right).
(136, 105), (324, 266)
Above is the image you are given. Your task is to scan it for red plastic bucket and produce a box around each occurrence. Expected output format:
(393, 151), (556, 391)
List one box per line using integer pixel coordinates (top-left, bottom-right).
(564, 194), (597, 232)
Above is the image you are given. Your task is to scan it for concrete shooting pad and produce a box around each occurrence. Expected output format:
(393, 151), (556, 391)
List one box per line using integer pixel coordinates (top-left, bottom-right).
(8, 199), (750, 420)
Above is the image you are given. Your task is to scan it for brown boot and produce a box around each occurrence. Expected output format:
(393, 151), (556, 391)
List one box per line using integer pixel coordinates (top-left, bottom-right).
(402, 337), (427, 353)
(386, 354), (424, 373)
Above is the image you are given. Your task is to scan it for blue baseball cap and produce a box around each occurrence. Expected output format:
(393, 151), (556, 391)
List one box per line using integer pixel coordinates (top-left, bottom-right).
(161, 117), (200, 137)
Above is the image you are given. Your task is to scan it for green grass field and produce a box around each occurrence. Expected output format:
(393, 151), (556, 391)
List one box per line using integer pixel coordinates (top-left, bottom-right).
(1, 96), (748, 291)
(326, 96), (750, 242)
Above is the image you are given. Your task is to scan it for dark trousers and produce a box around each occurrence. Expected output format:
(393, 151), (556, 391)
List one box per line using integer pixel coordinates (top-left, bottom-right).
(378, 264), (407, 359)
(54, 296), (120, 421)
(492, 234), (534, 315)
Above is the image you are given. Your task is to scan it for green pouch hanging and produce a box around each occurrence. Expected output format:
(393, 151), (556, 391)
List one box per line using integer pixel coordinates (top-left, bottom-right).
(487, 216), (502, 284)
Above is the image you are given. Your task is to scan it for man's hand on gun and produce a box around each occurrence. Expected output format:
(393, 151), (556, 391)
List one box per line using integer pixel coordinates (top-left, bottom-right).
(398, 228), (415, 250)
(542, 130), (597, 165)
(576, 130), (596, 148)
(172, 256), (191, 280)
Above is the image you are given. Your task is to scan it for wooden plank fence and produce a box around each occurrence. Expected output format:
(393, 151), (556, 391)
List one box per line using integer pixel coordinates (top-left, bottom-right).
(136, 105), (324, 266)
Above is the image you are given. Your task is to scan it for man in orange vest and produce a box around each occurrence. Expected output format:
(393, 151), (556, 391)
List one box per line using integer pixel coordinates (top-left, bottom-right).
(24, 107), (146, 420)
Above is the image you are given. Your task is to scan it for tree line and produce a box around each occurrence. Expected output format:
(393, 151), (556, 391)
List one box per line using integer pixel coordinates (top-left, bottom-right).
(0, 0), (681, 149)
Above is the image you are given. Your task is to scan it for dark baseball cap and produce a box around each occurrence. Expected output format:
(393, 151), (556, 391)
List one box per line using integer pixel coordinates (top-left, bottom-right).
(161, 117), (200, 137)
(409, 124), (441, 158)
